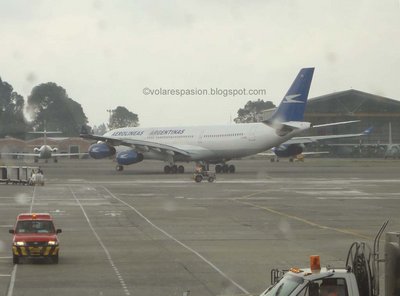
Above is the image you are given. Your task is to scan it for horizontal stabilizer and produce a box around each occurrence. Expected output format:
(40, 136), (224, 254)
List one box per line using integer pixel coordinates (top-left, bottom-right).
(312, 120), (360, 128)
(272, 121), (312, 136)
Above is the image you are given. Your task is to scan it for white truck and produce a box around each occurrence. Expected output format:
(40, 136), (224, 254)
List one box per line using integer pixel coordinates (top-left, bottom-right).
(260, 221), (400, 296)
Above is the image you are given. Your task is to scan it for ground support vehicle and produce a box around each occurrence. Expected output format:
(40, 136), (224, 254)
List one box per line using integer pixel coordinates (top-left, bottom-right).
(260, 221), (400, 296)
(0, 166), (40, 185)
(193, 171), (216, 183)
(9, 213), (62, 264)
(29, 171), (44, 186)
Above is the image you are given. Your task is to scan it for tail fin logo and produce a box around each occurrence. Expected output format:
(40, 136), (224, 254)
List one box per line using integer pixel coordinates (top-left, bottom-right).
(283, 94), (303, 104)
(362, 127), (374, 135)
(263, 67), (314, 123)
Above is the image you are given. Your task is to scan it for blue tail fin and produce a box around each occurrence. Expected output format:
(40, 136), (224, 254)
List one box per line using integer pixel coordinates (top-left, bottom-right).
(362, 127), (373, 135)
(267, 68), (314, 123)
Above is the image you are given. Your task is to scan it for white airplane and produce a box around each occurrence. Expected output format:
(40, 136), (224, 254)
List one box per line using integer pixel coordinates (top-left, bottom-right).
(81, 67), (359, 173)
(1, 130), (86, 163)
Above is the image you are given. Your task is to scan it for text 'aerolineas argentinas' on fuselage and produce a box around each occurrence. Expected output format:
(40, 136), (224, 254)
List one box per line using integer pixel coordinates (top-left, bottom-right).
(111, 129), (186, 137)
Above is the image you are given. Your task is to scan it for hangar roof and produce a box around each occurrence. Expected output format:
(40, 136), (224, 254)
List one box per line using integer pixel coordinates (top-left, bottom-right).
(306, 89), (400, 116)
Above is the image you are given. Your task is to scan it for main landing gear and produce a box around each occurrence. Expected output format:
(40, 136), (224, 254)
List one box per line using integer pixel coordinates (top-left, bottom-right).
(164, 165), (185, 174)
(215, 164), (235, 174)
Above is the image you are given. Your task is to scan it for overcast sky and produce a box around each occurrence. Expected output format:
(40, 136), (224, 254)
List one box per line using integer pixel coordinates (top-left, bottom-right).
(1, 0), (399, 127)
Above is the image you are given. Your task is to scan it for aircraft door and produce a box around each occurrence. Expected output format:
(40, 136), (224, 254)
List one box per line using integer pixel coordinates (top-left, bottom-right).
(198, 130), (205, 144)
(247, 126), (257, 141)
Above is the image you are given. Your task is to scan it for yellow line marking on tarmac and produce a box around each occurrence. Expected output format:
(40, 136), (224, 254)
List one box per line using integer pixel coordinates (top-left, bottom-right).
(239, 190), (271, 199)
(234, 199), (371, 240)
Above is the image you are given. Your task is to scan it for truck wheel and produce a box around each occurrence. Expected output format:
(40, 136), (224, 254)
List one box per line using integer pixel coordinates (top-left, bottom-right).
(195, 175), (202, 183)
(13, 255), (19, 264)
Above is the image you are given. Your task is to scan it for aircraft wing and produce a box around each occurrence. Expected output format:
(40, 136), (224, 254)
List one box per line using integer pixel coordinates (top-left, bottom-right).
(81, 134), (192, 157)
(283, 127), (373, 145)
(258, 151), (329, 156)
(312, 120), (360, 128)
(0, 152), (40, 157)
(51, 153), (88, 157)
(1, 152), (88, 157)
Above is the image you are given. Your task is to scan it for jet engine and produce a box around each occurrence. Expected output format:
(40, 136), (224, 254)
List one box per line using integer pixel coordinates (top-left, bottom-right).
(88, 142), (116, 159)
(273, 144), (304, 158)
(116, 150), (144, 165)
(34, 147), (40, 153)
(52, 148), (58, 152)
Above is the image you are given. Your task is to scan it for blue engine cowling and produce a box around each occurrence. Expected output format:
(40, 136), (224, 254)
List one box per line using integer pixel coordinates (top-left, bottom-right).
(116, 150), (144, 165)
(88, 143), (116, 159)
(273, 144), (304, 158)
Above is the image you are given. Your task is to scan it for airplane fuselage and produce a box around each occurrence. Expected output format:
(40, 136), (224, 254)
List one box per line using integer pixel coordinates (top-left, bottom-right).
(36, 145), (54, 159)
(103, 123), (307, 163)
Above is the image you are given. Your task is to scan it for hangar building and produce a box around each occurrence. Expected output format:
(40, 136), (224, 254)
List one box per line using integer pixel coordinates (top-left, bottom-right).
(260, 89), (400, 156)
(304, 89), (400, 145)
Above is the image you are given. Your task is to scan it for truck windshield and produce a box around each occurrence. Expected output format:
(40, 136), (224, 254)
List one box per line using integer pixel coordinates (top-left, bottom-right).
(15, 220), (55, 234)
(261, 274), (304, 296)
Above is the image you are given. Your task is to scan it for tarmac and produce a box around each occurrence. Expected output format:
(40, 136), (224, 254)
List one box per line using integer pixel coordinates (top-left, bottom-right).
(0, 158), (399, 296)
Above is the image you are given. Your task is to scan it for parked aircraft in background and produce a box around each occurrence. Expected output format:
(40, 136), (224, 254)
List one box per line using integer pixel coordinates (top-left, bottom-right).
(328, 123), (398, 158)
(1, 130), (86, 163)
(263, 127), (373, 162)
(81, 67), (359, 173)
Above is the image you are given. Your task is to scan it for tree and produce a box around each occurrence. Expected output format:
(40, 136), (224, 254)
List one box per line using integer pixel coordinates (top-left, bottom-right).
(92, 123), (108, 135)
(108, 106), (139, 129)
(234, 99), (276, 123)
(27, 82), (88, 136)
(0, 77), (28, 138)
